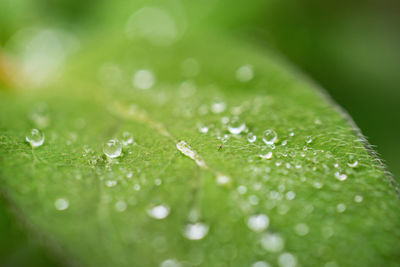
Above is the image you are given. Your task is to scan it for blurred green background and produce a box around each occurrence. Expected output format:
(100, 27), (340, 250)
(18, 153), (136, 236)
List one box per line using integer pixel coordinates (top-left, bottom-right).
(1, 0), (399, 265)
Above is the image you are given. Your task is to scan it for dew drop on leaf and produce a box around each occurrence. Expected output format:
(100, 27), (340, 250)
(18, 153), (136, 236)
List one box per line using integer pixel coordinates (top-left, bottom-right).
(247, 132), (257, 143)
(262, 129), (278, 145)
(26, 128), (45, 147)
(103, 139), (122, 158)
(132, 69), (155, 90)
(147, 205), (170, 220)
(261, 233), (284, 252)
(55, 198), (69, 211)
(227, 117), (246, 135)
(247, 214), (269, 232)
(121, 132), (134, 146)
(236, 64), (254, 82)
(183, 222), (209, 240)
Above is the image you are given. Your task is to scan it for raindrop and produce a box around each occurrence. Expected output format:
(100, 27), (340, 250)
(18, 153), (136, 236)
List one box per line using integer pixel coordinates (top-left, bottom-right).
(106, 180), (117, 187)
(147, 205), (170, 220)
(305, 136), (312, 144)
(228, 117), (246, 135)
(247, 132), (257, 143)
(237, 185), (247, 194)
(55, 198), (69, 210)
(294, 223), (309, 236)
(285, 191), (296, 201)
(247, 214), (269, 232)
(115, 200), (127, 212)
(103, 139), (122, 158)
(334, 171), (347, 181)
(132, 69), (155, 90)
(26, 128), (45, 147)
(236, 64), (254, 82)
(278, 253), (297, 267)
(262, 129), (278, 145)
(261, 233), (284, 252)
(183, 222), (209, 240)
(121, 132), (134, 146)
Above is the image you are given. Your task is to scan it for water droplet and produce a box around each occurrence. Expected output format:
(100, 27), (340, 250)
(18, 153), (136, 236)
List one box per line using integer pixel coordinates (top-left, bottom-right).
(103, 139), (122, 158)
(259, 152), (273, 160)
(347, 160), (359, 168)
(285, 191), (296, 200)
(176, 140), (207, 169)
(132, 69), (155, 90)
(262, 129), (278, 145)
(106, 180), (117, 187)
(251, 261), (271, 267)
(55, 198), (69, 210)
(247, 132), (257, 143)
(334, 171), (347, 181)
(294, 223), (309, 236)
(236, 64), (254, 82)
(211, 100), (226, 114)
(247, 214), (269, 232)
(155, 178), (162, 186)
(26, 128), (45, 147)
(354, 195), (363, 203)
(278, 253), (297, 267)
(216, 174), (230, 185)
(221, 116), (229, 124)
(121, 132), (134, 146)
(261, 233), (284, 252)
(183, 222), (209, 240)
(305, 136), (312, 144)
(336, 203), (346, 213)
(197, 123), (209, 134)
(160, 259), (181, 267)
(228, 117), (246, 135)
(115, 200), (127, 212)
(147, 205), (170, 219)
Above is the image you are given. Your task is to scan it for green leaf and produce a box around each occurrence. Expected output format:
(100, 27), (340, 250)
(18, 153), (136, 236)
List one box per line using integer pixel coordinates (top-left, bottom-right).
(1, 8), (400, 267)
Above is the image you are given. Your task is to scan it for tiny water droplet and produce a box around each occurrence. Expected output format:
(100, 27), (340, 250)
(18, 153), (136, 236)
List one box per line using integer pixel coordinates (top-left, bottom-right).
(305, 136), (312, 144)
(285, 191), (296, 200)
(236, 64), (254, 82)
(103, 139), (122, 158)
(216, 174), (230, 185)
(262, 129), (278, 145)
(261, 233), (284, 252)
(106, 180), (117, 187)
(26, 129), (45, 147)
(259, 152), (273, 160)
(121, 132), (134, 146)
(247, 132), (257, 143)
(147, 205), (170, 219)
(183, 222), (209, 240)
(247, 214), (269, 232)
(132, 69), (155, 90)
(197, 123), (209, 134)
(334, 171), (347, 181)
(237, 185), (247, 194)
(228, 117), (246, 135)
(55, 198), (69, 210)
(347, 160), (359, 168)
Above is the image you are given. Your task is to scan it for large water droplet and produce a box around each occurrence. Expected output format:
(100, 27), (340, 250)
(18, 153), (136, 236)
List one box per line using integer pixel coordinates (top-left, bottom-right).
(147, 204), (170, 220)
(247, 214), (269, 232)
(262, 129), (278, 145)
(183, 222), (209, 240)
(228, 117), (246, 135)
(132, 69), (155, 90)
(26, 128), (45, 147)
(103, 139), (122, 158)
